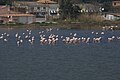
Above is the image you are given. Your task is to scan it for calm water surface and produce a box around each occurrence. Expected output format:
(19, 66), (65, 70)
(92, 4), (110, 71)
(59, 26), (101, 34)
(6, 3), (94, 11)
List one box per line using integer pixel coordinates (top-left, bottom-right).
(0, 28), (120, 80)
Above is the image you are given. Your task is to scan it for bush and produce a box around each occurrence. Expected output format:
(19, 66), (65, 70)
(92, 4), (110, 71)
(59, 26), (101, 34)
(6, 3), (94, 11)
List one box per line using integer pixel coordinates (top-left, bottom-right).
(32, 21), (54, 26)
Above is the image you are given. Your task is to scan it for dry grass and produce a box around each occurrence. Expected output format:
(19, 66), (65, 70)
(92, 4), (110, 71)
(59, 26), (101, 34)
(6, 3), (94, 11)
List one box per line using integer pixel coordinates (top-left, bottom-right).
(78, 14), (104, 22)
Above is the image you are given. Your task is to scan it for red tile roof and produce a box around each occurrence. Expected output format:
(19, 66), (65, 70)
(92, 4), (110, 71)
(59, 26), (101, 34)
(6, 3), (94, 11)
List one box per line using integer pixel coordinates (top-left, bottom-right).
(0, 13), (35, 17)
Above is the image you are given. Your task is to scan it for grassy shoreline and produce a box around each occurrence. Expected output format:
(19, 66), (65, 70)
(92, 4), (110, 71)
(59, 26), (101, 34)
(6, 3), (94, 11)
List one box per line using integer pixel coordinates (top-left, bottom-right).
(0, 20), (120, 30)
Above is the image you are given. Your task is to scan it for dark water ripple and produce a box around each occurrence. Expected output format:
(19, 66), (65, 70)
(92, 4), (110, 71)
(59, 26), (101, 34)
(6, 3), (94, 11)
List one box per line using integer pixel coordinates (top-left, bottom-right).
(0, 29), (120, 80)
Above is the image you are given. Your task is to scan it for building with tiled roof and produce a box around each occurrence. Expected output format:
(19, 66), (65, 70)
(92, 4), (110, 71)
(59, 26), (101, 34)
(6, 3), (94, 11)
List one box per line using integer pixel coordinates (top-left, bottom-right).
(0, 5), (36, 24)
(13, 0), (59, 22)
(112, 0), (120, 7)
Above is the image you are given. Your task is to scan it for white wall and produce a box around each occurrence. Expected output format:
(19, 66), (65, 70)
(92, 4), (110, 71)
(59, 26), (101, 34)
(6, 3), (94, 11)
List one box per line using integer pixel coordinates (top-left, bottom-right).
(103, 14), (119, 20)
(106, 14), (115, 20)
(18, 16), (28, 24)
(36, 18), (46, 22)
(27, 16), (35, 24)
(18, 16), (35, 24)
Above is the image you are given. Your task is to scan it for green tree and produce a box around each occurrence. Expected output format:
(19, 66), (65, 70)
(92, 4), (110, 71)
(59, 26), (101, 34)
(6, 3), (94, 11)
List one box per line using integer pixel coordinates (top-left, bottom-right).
(60, 0), (80, 20)
(71, 5), (81, 19)
(0, 0), (12, 5)
(102, 1), (112, 12)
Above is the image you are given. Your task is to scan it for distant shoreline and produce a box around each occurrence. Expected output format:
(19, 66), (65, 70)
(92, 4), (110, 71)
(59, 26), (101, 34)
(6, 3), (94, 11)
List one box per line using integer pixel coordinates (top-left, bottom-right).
(0, 21), (120, 30)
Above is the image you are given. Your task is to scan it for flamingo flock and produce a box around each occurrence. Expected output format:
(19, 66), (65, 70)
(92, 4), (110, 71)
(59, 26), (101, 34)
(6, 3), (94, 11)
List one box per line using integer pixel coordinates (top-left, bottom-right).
(0, 27), (120, 47)
(102, 25), (119, 31)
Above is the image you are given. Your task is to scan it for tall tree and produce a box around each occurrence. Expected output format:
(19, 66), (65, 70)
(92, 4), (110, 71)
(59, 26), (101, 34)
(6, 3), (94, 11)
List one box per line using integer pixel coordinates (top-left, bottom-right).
(60, 0), (80, 20)
(71, 5), (81, 19)
(0, 0), (12, 5)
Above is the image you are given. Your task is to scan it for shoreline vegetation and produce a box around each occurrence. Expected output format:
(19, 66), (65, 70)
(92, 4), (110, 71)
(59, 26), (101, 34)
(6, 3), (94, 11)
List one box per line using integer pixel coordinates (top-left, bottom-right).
(0, 0), (119, 30)
(0, 20), (120, 30)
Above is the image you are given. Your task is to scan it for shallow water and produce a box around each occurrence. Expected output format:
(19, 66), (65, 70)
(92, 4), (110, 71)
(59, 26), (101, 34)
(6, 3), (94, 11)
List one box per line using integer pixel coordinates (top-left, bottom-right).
(0, 29), (120, 80)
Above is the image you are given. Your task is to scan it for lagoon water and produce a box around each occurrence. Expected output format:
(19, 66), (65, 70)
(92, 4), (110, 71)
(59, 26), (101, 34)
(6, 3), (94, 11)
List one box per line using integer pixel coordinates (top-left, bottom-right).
(0, 28), (120, 80)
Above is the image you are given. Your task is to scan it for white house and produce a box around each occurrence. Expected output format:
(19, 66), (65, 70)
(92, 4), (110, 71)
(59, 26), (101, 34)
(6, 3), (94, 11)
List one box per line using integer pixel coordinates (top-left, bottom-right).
(13, 0), (59, 22)
(103, 13), (120, 21)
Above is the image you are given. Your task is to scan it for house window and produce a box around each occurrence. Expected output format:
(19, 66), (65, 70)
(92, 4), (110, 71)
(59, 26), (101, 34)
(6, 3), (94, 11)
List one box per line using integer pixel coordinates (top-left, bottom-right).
(41, 12), (46, 15)
(34, 12), (45, 18)
(50, 10), (57, 15)
(37, 7), (40, 9)
(43, 7), (46, 10)
(114, 2), (116, 5)
(34, 7), (37, 10)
